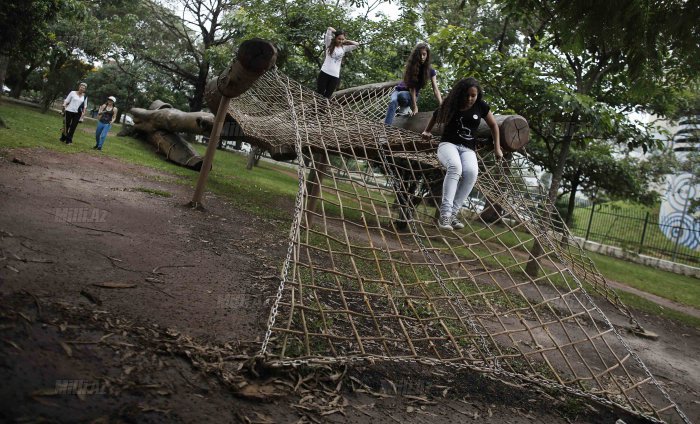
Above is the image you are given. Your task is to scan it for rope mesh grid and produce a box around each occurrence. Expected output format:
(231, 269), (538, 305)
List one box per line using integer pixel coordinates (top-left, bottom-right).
(226, 69), (689, 423)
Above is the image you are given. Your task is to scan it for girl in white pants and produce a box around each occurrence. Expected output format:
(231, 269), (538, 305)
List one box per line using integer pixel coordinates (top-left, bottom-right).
(422, 78), (503, 230)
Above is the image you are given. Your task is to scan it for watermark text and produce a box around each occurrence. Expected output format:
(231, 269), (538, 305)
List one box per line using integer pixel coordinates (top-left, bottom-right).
(55, 379), (107, 395)
(54, 208), (109, 223)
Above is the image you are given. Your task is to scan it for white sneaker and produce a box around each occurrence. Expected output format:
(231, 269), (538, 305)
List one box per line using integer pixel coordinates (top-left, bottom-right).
(438, 215), (453, 231)
(451, 215), (465, 229)
(396, 106), (412, 116)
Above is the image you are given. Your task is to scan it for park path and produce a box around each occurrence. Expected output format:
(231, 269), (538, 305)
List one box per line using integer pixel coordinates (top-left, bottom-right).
(604, 277), (700, 319)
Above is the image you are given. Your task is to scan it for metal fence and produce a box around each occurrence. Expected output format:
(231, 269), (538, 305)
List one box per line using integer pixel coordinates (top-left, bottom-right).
(569, 201), (700, 267)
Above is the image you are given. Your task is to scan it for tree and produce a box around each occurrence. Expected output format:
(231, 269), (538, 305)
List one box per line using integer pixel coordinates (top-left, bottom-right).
(84, 57), (192, 117)
(423, 0), (697, 275)
(230, 0), (423, 92)
(0, 0), (65, 90)
(3, 0), (135, 110)
(557, 144), (661, 226)
(112, 0), (245, 112)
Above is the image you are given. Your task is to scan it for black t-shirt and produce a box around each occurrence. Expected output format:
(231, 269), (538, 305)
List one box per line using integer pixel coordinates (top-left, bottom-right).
(436, 99), (490, 148)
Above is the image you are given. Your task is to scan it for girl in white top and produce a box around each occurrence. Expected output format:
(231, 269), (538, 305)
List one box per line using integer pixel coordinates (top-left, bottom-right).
(316, 27), (359, 98)
(60, 82), (88, 144)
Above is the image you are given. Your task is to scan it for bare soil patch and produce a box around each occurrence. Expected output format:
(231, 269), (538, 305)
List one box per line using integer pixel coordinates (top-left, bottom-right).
(0, 147), (697, 423)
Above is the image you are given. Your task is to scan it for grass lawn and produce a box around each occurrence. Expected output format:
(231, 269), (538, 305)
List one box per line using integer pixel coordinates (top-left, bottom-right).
(588, 251), (699, 309)
(1, 100), (698, 328)
(0, 99), (298, 223)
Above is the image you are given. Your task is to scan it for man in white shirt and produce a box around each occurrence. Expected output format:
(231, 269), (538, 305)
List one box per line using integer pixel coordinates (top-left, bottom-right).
(60, 82), (88, 144)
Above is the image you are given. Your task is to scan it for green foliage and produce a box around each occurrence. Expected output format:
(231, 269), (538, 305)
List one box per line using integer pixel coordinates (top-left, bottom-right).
(429, 15), (664, 212)
(0, 0), (65, 57)
(107, 0), (249, 111)
(3, 0), (140, 109)
(229, 0), (428, 92)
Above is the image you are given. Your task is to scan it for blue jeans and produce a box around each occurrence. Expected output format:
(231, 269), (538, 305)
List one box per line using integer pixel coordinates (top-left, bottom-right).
(384, 89), (412, 125)
(437, 142), (478, 219)
(95, 121), (111, 149)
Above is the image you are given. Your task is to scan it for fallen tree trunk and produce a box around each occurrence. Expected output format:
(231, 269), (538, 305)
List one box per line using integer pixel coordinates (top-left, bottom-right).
(127, 100), (205, 171)
(148, 130), (204, 171)
(131, 107), (214, 135)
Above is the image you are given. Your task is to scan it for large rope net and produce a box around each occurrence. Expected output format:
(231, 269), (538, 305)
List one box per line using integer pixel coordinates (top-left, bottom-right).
(224, 69), (689, 423)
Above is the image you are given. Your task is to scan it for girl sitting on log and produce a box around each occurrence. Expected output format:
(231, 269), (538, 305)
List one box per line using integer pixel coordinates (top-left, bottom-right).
(384, 43), (442, 125)
(317, 27), (359, 98)
(421, 77), (502, 231)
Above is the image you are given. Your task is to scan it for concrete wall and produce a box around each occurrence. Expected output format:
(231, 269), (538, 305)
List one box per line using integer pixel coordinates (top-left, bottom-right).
(573, 236), (700, 278)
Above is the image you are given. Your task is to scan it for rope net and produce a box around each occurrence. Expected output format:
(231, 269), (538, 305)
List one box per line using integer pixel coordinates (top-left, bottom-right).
(225, 69), (688, 423)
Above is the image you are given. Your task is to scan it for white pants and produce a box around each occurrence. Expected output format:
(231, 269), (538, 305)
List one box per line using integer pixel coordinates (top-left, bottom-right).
(437, 142), (478, 219)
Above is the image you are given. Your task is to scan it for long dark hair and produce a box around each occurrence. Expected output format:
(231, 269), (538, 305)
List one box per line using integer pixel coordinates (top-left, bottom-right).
(402, 43), (432, 89)
(328, 29), (346, 55)
(435, 78), (483, 125)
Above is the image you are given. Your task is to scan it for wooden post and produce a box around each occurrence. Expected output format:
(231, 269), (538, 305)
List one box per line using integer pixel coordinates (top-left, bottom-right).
(189, 39), (277, 208)
(305, 151), (327, 226)
(190, 98), (231, 208)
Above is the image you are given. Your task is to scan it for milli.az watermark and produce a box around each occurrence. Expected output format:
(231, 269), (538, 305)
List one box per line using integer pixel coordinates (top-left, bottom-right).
(53, 208), (109, 223)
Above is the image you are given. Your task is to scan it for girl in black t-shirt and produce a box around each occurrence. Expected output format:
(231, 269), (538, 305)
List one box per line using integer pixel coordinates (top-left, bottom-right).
(421, 77), (503, 230)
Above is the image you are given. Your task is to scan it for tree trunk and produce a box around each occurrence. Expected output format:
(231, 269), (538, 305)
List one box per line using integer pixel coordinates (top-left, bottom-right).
(189, 62), (209, 112)
(10, 62), (37, 98)
(148, 130), (203, 171)
(130, 107), (214, 135)
(525, 118), (578, 277)
(246, 147), (261, 170)
(305, 151), (327, 225)
(0, 53), (8, 92)
(565, 179), (579, 227)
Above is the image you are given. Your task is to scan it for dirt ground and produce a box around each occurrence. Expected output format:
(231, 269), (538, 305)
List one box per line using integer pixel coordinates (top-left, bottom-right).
(0, 147), (698, 423)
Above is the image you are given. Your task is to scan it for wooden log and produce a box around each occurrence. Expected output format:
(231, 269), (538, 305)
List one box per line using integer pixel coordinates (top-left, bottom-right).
(204, 38), (278, 113)
(126, 99), (206, 171)
(192, 38), (277, 207)
(148, 130), (203, 171)
(131, 108), (214, 135)
(332, 80), (400, 102)
(392, 112), (530, 152)
(333, 81), (529, 151)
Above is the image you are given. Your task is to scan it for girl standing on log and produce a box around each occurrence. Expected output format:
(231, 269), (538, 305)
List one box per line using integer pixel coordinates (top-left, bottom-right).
(384, 43), (442, 125)
(421, 77), (502, 231)
(317, 27), (360, 98)
(94, 96), (118, 151)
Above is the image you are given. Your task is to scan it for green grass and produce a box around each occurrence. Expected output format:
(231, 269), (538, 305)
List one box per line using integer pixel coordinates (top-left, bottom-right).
(0, 100), (298, 223)
(131, 187), (172, 197)
(616, 290), (700, 328)
(1, 100), (698, 328)
(587, 251), (700, 309)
